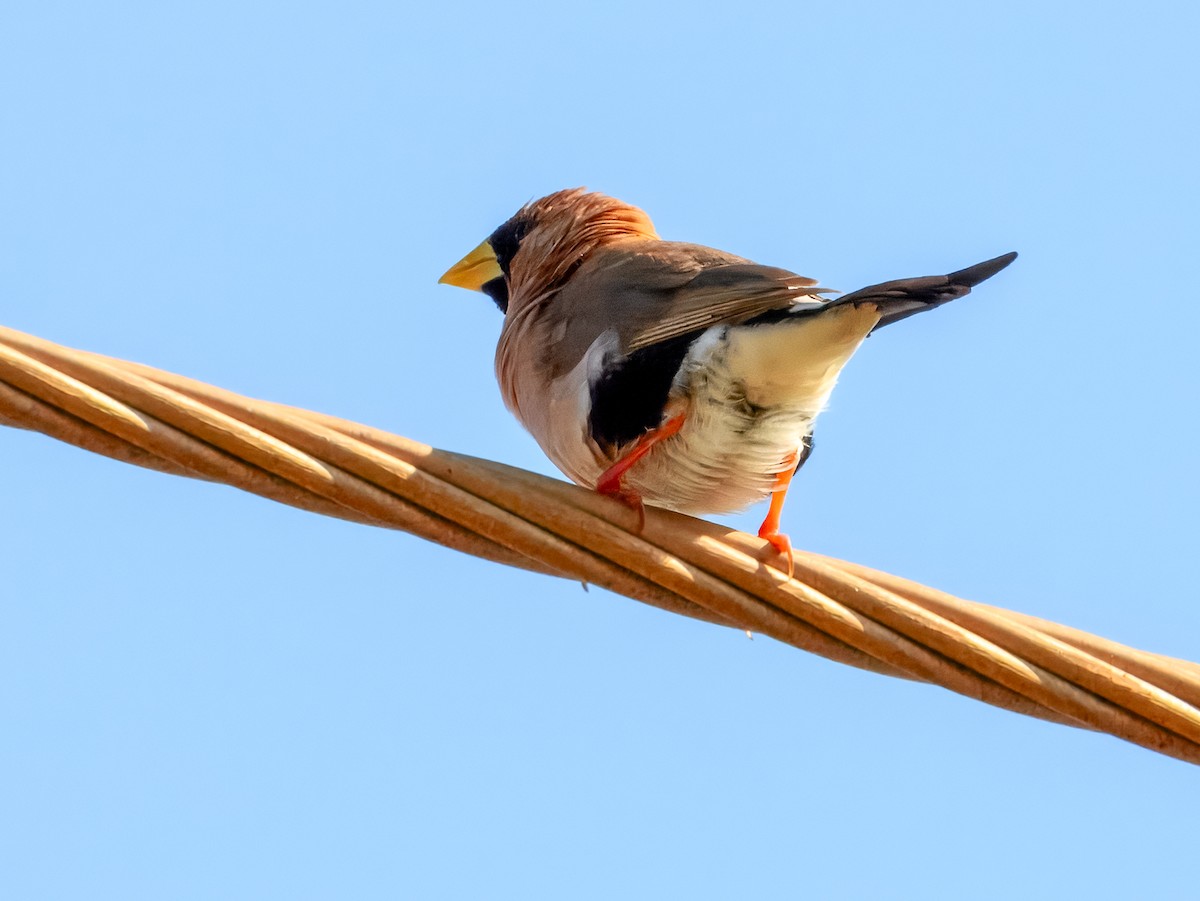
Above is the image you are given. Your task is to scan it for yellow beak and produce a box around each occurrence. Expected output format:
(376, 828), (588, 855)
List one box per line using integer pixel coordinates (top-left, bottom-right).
(439, 239), (503, 292)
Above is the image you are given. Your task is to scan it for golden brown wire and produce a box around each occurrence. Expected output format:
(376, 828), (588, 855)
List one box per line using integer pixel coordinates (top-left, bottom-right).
(3, 322), (1199, 765)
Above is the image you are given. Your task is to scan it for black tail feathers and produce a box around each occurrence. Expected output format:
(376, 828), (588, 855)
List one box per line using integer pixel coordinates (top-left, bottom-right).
(836, 251), (1017, 330)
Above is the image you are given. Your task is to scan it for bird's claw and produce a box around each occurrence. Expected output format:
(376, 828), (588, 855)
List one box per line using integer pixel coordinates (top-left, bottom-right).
(597, 482), (646, 532)
(758, 527), (794, 580)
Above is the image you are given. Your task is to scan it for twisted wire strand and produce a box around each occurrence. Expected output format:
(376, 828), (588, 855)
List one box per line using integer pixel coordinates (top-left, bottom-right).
(2, 322), (1199, 765)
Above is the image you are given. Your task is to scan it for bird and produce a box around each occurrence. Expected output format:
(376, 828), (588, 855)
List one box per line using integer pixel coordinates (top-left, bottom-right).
(439, 188), (1015, 573)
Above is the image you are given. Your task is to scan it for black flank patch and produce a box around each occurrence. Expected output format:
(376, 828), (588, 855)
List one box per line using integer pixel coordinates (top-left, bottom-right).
(588, 331), (705, 448)
(795, 432), (815, 473)
(742, 305), (824, 328)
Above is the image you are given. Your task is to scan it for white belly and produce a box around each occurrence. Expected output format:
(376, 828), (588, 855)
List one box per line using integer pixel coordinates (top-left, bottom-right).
(622, 305), (880, 514)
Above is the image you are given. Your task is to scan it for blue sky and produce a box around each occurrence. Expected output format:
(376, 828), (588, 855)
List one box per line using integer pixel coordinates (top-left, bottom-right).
(2, 1), (1199, 898)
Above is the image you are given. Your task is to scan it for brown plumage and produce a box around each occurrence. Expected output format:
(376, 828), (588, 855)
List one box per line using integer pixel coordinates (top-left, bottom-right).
(441, 188), (1016, 571)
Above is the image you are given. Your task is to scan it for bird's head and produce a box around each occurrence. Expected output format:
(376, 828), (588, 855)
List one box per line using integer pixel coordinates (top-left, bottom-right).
(439, 188), (658, 315)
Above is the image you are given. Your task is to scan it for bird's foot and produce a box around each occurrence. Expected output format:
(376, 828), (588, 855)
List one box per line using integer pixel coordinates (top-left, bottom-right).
(596, 479), (647, 532)
(593, 414), (685, 532)
(756, 447), (799, 579)
(758, 525), (794, 580)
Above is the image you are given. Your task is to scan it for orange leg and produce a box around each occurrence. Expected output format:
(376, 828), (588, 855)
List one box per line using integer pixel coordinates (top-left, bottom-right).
(758, 448), (799, 579)
(595, 413), (686, 528)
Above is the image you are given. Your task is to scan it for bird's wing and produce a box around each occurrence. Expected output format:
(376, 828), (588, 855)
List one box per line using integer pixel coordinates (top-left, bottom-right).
(624, 262), (831, 351)
(553, 241), (832, 360)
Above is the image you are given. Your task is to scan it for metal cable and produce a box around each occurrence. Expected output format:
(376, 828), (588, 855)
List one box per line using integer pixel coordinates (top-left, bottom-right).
(2, 322), (1198, 765)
